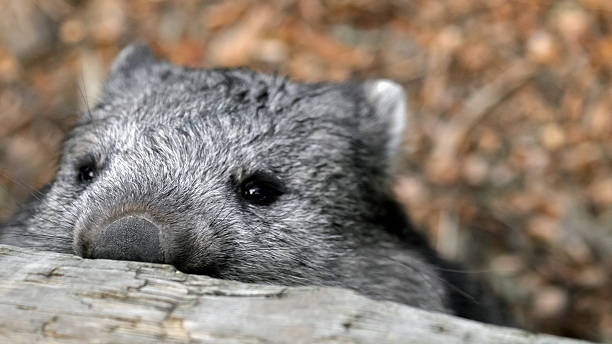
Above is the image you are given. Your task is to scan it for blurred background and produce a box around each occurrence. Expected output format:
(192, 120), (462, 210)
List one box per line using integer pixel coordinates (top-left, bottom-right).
(0, 0), (610, 341)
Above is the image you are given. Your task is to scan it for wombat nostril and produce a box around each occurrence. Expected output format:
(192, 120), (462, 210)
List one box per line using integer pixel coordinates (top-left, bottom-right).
(93, 215), (164, 263)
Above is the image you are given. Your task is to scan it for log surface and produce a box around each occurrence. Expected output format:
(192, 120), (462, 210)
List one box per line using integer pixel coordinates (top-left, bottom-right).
(0, 244), (591, 344)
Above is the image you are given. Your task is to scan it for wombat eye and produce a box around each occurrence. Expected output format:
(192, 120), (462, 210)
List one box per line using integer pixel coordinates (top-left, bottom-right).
(77, 160), (97, 184)
(239, 173), (285, 206)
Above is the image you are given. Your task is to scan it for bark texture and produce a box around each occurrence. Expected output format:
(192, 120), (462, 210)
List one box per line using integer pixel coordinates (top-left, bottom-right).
(0, 245), (591, 344)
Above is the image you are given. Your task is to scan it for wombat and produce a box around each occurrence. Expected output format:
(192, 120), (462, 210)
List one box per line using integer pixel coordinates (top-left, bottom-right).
(0, 43), (512, 325)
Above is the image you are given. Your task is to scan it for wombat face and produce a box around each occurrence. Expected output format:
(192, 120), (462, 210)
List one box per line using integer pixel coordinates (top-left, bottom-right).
(1, 48), (518, 322)
(9, 44), (408, 286)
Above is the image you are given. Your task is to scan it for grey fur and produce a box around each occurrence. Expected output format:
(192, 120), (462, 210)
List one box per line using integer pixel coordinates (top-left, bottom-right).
(0, 43), (512, 325)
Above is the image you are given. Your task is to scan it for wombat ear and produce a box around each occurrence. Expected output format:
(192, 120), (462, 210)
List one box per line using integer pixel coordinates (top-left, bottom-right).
(103, 42), (159, 95)
(109, 42), (158, 77)
(362, 80), (408, 162)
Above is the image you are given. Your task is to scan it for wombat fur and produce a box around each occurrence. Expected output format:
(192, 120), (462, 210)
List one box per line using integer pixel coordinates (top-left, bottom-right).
(0, 43), (513, 325)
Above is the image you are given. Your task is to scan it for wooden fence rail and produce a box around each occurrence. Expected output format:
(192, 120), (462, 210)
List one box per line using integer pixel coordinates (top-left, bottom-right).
(0, 245), (592, 344)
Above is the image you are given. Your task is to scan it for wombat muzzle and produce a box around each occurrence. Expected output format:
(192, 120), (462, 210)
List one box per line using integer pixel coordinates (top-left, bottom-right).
(92, 215), (164, 263)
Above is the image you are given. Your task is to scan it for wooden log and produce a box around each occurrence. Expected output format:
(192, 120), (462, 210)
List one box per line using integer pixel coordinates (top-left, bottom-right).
(0, 244), (591, 344)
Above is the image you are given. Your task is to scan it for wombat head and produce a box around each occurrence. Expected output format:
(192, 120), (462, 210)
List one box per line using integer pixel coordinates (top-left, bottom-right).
(17, 43), (410, 286)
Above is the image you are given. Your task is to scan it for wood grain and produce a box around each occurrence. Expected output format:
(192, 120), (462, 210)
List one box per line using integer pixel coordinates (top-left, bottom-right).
(0, 244), (591, 344)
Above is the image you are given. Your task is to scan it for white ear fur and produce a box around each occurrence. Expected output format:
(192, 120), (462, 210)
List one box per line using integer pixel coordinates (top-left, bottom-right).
(363, 79), (407, 158)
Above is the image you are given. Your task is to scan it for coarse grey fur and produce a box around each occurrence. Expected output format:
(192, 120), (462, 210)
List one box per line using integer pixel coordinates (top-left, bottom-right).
(0, 43), (512, 325)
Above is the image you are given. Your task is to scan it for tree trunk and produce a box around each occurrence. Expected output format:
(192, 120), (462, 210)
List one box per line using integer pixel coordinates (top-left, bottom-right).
(0, 244), (591, 344)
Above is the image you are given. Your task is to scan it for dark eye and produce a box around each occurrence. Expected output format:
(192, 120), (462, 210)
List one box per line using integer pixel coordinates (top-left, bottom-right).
(239, 172), (285, 206)
(77, 159), (98, 184)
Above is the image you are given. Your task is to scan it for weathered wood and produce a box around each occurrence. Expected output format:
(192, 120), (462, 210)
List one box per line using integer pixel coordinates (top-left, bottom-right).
(0, 244), (590, 344)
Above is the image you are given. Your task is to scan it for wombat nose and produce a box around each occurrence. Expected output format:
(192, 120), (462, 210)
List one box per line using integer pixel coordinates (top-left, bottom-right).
(93, 215), (164, 263)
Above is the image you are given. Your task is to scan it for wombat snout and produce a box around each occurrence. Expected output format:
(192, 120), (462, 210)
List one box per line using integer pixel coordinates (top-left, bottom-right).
(92, 215), (164, 263)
